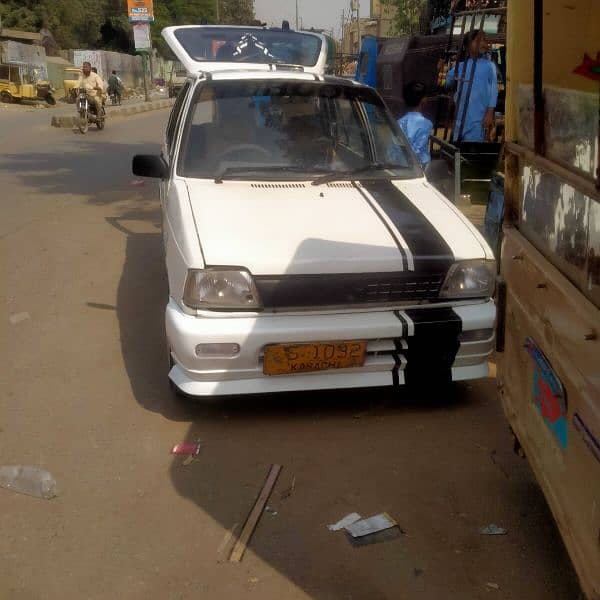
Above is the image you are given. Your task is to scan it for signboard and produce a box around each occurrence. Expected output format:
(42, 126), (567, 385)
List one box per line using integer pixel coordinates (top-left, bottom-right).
(133, 23), (152, 50)
(127, 0), (154, 22)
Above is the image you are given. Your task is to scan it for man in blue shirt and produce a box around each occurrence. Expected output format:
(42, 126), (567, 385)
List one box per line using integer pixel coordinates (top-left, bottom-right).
(446, 30), (498, 142)
(398, 81), (433, 167)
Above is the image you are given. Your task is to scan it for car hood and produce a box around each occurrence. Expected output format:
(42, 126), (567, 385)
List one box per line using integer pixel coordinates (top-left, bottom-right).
(184, 178), (488, 276)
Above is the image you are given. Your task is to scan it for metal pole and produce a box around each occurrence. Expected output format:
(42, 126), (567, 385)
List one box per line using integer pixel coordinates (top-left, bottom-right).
(454, 149), (461, 203)
(216, 0), (220, 24)
(356, 0), (360, 54)
(533, 0), (545, 156)
(296, 0), (299, 30)
(142, 52), (149, 103)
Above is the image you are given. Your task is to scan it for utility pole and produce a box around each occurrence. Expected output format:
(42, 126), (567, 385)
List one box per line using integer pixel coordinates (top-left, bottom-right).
(295, 0), (299, 30)
(216, 0), (220, 24)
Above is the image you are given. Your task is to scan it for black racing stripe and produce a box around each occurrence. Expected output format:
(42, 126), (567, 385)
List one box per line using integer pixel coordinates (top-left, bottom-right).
(404, 308), (462, 384)
(394, 310), (409, 338)
(391, 352), (400, 387)
(353, 182), (408, 270)
(402, 308), (462, 385)
(360, 180), (455, 273)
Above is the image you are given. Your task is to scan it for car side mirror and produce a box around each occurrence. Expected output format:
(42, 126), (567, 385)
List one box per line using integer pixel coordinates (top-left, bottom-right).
(132, 154), (167, 179)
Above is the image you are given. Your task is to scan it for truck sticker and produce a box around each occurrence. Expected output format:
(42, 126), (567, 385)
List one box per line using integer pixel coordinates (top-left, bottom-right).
(525, 337), (568, 449)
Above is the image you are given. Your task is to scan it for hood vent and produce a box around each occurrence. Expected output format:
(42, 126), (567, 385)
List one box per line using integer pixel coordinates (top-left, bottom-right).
(326, 182), (361, 188)
(250, 183), (306, 189)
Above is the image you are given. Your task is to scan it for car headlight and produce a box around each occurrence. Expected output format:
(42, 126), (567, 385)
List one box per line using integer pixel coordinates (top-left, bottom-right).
(439, 259), (496, 299)
(183, 269), (262, 310)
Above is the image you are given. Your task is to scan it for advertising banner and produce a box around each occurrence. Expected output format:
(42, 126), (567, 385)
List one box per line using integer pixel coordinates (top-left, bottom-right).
(133, 23), (152, 50)
(127, 0), (154, 22)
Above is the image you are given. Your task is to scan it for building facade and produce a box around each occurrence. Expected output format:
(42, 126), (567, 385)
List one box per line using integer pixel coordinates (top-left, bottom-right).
(341, 1), (397, 55)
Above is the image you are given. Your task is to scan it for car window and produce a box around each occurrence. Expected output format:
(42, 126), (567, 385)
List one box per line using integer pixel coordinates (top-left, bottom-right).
(166, 80), (190, 154)
(364, 104), (410, 165)
(335, 98), (368, 159)
(173, 27), (322, 67)
(176, 80), (417, 180)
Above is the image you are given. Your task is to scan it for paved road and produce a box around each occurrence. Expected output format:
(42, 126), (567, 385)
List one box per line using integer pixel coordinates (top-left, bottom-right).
(0, 109), (581, 600)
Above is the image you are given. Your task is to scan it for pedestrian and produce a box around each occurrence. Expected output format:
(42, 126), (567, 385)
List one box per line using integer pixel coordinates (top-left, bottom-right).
(398, 81), (433, 168)
(446, 29), (498, 142)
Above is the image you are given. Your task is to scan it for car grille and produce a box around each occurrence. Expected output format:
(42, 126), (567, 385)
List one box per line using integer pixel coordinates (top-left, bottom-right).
(254, 272), (445, 310)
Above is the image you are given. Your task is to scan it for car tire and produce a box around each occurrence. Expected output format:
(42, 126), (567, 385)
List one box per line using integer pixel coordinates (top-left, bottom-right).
(1, 91), (13, 103)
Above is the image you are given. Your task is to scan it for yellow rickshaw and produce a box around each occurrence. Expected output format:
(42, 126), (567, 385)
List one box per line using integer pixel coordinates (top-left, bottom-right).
(63, 67), (82, 103)
(0, 62), (56, 105)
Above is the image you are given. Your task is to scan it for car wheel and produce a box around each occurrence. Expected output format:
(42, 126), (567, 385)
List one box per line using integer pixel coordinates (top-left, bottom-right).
(1, 91), (13, 103)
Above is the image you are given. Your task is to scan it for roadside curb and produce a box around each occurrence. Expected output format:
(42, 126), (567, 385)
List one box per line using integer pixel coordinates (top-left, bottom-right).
(51, 98), (175, 128)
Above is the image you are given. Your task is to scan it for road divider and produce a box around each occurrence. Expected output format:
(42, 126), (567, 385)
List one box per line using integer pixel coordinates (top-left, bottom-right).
(51, 98), (175, 128)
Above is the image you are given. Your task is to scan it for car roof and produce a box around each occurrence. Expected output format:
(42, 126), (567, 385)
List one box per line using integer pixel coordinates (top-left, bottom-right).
(190, 69), (366, 88)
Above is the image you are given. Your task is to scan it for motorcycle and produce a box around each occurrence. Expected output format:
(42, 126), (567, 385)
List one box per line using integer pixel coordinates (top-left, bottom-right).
(76, 88), (105, 134)
(108, 86), (122, 106)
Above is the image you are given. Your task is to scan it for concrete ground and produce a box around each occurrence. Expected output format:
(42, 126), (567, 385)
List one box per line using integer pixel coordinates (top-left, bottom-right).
(0, 108), (582, 600)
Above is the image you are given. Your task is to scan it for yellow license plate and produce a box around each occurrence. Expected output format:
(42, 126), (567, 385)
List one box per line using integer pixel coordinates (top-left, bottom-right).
(263, 341), (367, 376)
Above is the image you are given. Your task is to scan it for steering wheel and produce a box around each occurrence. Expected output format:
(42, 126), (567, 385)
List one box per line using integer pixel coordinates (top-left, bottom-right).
(216, 144), (272, 162)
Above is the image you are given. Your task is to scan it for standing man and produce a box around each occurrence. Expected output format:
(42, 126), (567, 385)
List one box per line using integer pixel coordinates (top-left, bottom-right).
(446, 30), (498, 142)
(77, 62), (104, 115)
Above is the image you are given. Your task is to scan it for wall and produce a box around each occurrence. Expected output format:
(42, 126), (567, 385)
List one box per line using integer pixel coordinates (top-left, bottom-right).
(46, 56), (73, 92)
(69, 49), (144, 88)
(0, 40), (48, 80)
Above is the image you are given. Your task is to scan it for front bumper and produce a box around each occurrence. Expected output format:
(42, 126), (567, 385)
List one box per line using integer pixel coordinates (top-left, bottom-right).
(166, 299), (496, 396)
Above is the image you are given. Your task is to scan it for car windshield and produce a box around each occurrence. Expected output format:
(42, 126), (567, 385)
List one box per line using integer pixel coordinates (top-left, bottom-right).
(177, 80), (419, 181)
(173, 27), (322, 66)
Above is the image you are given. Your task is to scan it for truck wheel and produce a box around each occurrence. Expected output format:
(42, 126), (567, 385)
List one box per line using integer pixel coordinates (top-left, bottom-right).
(1, 91), (13, 103)
(45, 93), (56, 106)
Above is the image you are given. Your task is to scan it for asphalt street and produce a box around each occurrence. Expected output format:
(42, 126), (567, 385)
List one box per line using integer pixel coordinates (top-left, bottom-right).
(0, 106), (581, 599)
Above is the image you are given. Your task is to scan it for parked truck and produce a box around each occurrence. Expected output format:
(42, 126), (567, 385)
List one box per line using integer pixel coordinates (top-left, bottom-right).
(498, 1), (599, 597)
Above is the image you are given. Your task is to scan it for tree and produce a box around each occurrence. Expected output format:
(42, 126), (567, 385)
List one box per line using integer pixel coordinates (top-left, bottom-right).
(381, 0), (427, 35)
(219, 0), (255, 26)
(0, 0), (256, 55)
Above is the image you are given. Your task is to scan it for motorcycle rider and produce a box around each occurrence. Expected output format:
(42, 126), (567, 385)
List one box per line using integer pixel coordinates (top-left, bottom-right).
(77, 62), (104, 117)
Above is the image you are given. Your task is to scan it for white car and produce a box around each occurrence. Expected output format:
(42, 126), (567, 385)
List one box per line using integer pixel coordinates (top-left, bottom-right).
(133, 25), (496, 397)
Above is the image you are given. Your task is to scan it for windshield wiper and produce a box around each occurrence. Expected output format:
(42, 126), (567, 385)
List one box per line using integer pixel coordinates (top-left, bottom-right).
(311, 163), (406, 186)
(214, 165), (325, 183)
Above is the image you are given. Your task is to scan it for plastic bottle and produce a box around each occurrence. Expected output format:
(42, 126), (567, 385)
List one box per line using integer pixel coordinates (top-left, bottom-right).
(0, 466), (58, 499)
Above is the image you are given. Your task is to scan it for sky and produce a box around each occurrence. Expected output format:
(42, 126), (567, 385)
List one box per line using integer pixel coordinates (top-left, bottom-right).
(254, 0), (371, 38)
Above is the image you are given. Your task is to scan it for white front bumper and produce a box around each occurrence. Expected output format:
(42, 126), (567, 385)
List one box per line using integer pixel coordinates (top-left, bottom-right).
(166, 299), (496, 396)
